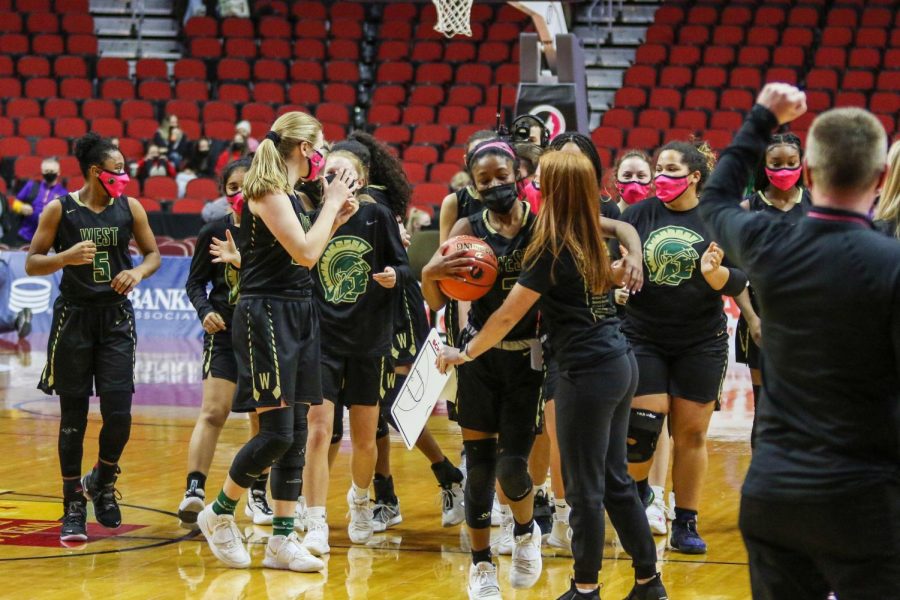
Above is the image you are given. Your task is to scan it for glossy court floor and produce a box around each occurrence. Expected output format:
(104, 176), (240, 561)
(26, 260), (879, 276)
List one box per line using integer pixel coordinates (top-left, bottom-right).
(0, 335), (756, 599)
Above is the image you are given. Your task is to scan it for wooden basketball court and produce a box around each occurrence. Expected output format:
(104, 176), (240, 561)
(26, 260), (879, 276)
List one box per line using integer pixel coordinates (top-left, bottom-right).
(0, 336), (752, 599)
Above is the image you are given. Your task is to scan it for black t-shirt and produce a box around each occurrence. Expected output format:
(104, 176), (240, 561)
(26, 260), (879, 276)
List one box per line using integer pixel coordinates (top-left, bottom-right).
(314, 201), (410, 356)
(600, 197), (621, 220)
(54, 192), (134, 304)
(237, 193), (313, 295)
(619, 197), (747, 347)
(186, 214), (240, 325)
(519, 247), (628, 370)
(468, 202), (539, 341)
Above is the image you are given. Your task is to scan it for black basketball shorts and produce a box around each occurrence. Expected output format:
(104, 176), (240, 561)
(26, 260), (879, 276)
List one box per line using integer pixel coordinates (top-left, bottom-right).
(202, 329), (238, 383)
(456, 345), (543, 435)
(321, 351), (387, 408)
(631, 331), (729, 404)
(232, 294), (323, 410)
(39, 296), (136, 397)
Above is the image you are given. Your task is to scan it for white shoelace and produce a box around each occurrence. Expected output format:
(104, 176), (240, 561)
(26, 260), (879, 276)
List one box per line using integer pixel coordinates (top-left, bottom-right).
(473, 568), (500, 596)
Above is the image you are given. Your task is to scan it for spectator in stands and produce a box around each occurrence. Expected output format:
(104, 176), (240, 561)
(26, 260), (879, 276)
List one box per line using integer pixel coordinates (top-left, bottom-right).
(13, 157), (68, 244)
(154, 115), (191, 169)
(215, 133), (250, 175)
(137, 145), (176, 183)
(235, 121), (259, 153)
(177, 137), (216, 198)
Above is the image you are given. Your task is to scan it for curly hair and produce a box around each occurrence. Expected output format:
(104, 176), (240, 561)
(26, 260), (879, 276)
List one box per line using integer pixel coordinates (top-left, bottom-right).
(753, 132), (803, 192)
(347, 131), (411, 218)
(657, 138), (717, 191)
(73, 132), (120, 176)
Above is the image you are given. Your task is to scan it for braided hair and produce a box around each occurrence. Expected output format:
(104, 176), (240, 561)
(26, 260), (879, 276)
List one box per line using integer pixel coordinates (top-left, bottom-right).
(548, 132), (605, 187)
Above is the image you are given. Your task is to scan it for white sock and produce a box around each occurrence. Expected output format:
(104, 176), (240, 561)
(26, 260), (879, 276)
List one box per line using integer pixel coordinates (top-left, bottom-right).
(307, 506), (326, 521)
(533, 483), (548, 495)
(555, 499), (570, 521)
(352, 483), (369, 501)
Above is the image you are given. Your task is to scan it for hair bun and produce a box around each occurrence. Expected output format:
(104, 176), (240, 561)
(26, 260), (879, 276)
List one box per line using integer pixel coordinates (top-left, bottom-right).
(73, 132), (103, 163)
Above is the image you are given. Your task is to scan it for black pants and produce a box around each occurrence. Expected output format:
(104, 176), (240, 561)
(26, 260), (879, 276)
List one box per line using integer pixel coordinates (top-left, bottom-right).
(740, 485), (900, 600)
(555, 351), (657, 584)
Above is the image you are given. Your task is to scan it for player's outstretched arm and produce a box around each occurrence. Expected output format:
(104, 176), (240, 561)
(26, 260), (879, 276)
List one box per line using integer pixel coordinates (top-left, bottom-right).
(25, 199), (94, 276)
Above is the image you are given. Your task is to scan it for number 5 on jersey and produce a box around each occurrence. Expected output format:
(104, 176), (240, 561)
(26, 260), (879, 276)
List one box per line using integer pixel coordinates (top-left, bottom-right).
(93, 251), (111, 283)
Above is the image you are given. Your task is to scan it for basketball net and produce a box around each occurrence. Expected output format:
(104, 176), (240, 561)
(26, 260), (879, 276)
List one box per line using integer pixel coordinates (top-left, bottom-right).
(433, 0), (474, 38)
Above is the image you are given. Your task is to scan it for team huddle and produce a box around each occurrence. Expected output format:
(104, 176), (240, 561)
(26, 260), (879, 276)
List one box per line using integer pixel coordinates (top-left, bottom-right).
(28, 82), (899, 600)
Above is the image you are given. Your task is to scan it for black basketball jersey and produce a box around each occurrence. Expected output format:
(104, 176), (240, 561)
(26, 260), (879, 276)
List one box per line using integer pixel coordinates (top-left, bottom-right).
(747, 189), (811, 225)
(456, 186), (482, 220)
(468, 202), (538, 341)
(237, 193), (313, 295)
(186, 214), (240, 325)
(54, 192), (134, 304)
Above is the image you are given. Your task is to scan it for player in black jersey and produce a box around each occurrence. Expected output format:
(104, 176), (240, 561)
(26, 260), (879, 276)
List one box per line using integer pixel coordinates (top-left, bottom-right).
(618, 140), (748, 555)
(26, 133), (161, 542)
(195, 112), (355, 573)
(733, 133), (811, 444)
(438, 150), (665, 600)
(333, 135), (467, 532)
(177, 158), (274, 528)
(298, 149), (409, 553)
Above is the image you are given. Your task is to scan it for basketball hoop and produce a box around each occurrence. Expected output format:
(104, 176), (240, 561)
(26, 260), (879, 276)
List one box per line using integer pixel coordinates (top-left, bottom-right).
(433, 0), (474, 38)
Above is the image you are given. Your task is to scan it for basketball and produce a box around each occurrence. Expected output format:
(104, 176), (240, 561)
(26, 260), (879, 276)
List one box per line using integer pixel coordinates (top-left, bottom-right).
(438, 235), (498, 301)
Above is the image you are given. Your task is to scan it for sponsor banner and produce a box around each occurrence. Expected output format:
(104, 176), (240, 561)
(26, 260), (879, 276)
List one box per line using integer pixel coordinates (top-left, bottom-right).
(3, 251), (203, 339)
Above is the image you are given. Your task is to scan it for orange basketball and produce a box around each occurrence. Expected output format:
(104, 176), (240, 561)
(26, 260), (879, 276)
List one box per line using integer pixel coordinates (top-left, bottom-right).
(438, 235), (498, 301)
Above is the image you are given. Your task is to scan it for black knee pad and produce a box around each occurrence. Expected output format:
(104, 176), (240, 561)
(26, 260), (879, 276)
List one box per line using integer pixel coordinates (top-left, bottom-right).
(626, 409), (665, 463)
(463, 438), (497, 529)
(331, 401), (343, 445)
(496, 454), (532, 502)
(376, 414), (390, 439)
(98, 392), (133, 463)
(229, 408), (293, 488)
(59, 396), (89, 478)
(271, 404), (309, 501)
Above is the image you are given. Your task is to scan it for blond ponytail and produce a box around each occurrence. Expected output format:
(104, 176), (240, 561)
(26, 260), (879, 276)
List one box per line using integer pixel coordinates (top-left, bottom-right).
(243, 111), (323, 202)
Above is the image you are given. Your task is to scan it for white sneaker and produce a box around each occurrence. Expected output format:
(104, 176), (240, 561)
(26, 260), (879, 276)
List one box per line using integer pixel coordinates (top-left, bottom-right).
(509, 521), (542, 589)
(490, 496), (503, 526)
(468, 561), (502, 600)
(197, 505), (251, 568)
(547, 512), (572, 555)
(178, 489), (205, 530)
(346, 488), (374, 544)
(647, 487), (667, 535)
(263, 532), (325, 572)
(492, 509), (514, 555)
(667, 491), (676, 521)
(244, 489), (274, 525)
(301, 516), (330, 556)
(372, 500), (403, 532)
(441, 482), (465, 527)
(294, 496), (308, 532)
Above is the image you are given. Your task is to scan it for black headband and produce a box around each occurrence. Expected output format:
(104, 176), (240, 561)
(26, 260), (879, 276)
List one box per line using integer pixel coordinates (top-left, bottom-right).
(265, 131), (281, 144)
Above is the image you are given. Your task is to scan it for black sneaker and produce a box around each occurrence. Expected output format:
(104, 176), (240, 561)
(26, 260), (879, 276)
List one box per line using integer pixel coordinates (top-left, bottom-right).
(533, 488), (553, 540)
(82, 467), (122, 529)
(15, 308), (31, 339)
(623, 574), (669, 600)
(59, 497), (88, 541)
(556, 579), (600, 599)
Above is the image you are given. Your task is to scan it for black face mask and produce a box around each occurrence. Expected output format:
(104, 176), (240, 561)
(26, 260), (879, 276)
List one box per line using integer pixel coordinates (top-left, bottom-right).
(42, 172), (58, 184)
(197, 149), (209, 157)
(232, 142), (245, 152)
(480, 183), (518, 214)
(325, 173), (336, 185)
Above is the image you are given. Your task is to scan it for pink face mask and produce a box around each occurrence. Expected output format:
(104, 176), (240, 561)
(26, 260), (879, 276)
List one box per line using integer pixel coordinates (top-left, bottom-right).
(98, 169), (130, 198)
(654, 174), (691, 203)
(522, 180), (542, 207)
(226, 190), (244, 216)
(305, 149), (324, 181)
(616, 181), (651, 205)
(765, 167), (802, 191)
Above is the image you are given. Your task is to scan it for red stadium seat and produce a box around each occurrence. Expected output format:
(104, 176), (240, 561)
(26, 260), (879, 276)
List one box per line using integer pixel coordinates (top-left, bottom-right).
(0, 12), (21, 33)
(694, 66), (726, 89)
(0, 118), (14, 137)
(626, 128), (660, 151)
(82, 99), (115, 119)
(138, 80), (172, 101)
(219, 83), (250, 103)
(173, 58), (205, 81)
(635, 44), (667, 65)
(766, 67), (798, 85)
(615, 87), (647, 109)
(96, 57), (128, 79)
(126, 118), (158, 140)
(854, 27), (887, 48)
(412, 183), (450, 208)
(687, 5), (717, 25)
(58, 156), (79, 178)
(15, 156), (43, 179)
(720, 89), (754, 111)
(174, 80), (209, 102)
(841, 70), (875, 91)
(827, 8), (857, 28)
(135, 58), (167, 81)
(805, 90), (832, 112)
(144, 176), (178, 201)
(787, 6), (819, 27)
(54, 55), (87, 78)
(624, 65), (657, 88)
(710, 111), (743, 131)
(403, 145), (439, 165)
(712, 25), (743, 46)
(241, 103), (275, 123)
(224, 38), (257, 59)
(221, 17), (253, 38)
(291, 60), (324, 82)
(378, 41), (409, 61)
(315, 103), (349, 125)
(165, 99), (200, 121)
(331, 19), (363, 40)
(259, 16), (291, 38)
(331, 2), (364, 20)
(61, 14), (93, 35)
(0, 32), (28, 54)
(415, 63), (453, 85)
(0, 137), (30, 157)
(251, 81), (285, 104)
(704, 46), (734, 67)
(835, 92), (866, 108)
(403, 162), (426, 184)
(821, 27), (851, 47)
(23, 77), (54, 98)
(591, 127), (623, 151)
(668, 45), (701, 67)
(384, 3), (417, 21)
(0, 55), (10, 76)
(323, 83), (354, 105)
(260, 38), (291, 59)
(440, 106), (472, 126)
(57, 0), (89, 12)
(17, 55), (50, 77)
(381, 21), (412, 41)
(409, 85), (445, 106)
(26, 12), (59, 34)
(678, 25), (709, 45)
(288, 82), (321, 105)
(184, 16), (217, 37)
(374, 126), (412, 145)
(807, 68), (838, 91)
(44, 98), (77, 119)
(329, 39), (359, 61)
(0, 76), (22, 97)
(659, 66), (692, 88)
(117, 138), (144, 161)
(737, 46), (771, 67)
(91, 117), (123, 138)
(6, 98), (39, 118)
(292, 38), (325, 60)
(66, 34), (96, 55)
(645, 24), (674, 44)
(376, 61), (414, 83)
(746, 26), (778, 46)
(327, 61), (360, 83)
(653, 5), (684, 25)
(684, 89), (717, 112)
(704, 129), (733, 150)
(848, 48), (881, 69)
(121, 100), (154, 120)
(649, 88), (682, 111)
(291, 1), (326, 19)
(184, 178), (219, 201)
(815, 47), (846, 69)
(101, 79), (135, 101)
(870, 92), (899, 114)
(477, 42), (509, 63)
(32, 33), (61, 55)
(18, 116), (51, 137)
(637, 109), (671, 129)
(781, 27), (813, 47)
(430, 162), (462, 184)
(369, 105), (401, 125)
(295, 19), (327, 39)
(773, 47), (805, 67)
(602, 109), (634, 129)
(53, 117), (87, 138)
(728, 67), (762, 91)
(675, 110), (708, 131)
(876, 71), (900, 92)
(138, 197), (162, 212)
(202, 121), (234, 140)
(403, 106), (436, 126)
(371, 85), (406, 105)
(413, 124), (451, 146)
(721, 6), (752, 26)
(189, 38), (222, 59)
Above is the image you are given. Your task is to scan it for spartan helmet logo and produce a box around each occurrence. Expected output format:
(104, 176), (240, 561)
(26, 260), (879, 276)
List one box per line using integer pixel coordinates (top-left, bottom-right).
(318, 236), (373, 304)
(643, 226), (703, 287)
(224, 263), (240, 305)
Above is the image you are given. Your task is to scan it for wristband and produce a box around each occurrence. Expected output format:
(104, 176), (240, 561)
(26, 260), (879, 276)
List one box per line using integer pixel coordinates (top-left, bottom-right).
(459, 345), (475, 362)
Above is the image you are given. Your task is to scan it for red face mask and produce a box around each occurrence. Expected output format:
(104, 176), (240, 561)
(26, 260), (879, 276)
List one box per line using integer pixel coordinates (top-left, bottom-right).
(654, 174), (690, 203)
(226, 190), (244, 216)
(98, 169), (130, 198)
(305, 149), (324, 181)
(765, 167), (802, 191)
(616, 181), (651, 205)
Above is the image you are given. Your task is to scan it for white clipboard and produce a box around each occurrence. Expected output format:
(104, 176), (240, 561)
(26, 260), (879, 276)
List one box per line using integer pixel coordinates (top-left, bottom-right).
(390, 328), (452, 450)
